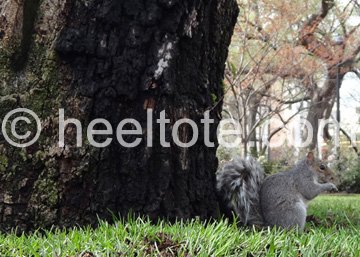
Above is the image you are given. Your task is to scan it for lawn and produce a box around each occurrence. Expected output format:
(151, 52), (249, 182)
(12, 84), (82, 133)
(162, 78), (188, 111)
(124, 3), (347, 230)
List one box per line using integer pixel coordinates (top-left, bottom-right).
(0, 194), (359, 256)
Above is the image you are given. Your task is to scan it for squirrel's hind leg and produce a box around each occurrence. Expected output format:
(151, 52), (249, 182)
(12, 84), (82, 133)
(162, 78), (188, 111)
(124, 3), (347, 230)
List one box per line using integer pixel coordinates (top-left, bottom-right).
(264, 201), (307, 231)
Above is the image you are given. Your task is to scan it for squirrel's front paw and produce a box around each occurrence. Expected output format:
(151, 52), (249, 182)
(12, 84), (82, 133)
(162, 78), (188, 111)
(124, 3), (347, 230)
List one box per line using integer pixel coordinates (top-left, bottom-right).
(327, 183), (338, 192)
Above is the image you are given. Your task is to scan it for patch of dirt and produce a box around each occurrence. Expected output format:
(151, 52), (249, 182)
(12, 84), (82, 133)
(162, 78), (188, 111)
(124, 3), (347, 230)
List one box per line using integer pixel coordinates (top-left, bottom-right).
(65, 233), (192, 256)
(306, 214), (334, 228)
(80, 252), (95, 257)
(142, 232), (191, 256)
(61, 251), (96, 257)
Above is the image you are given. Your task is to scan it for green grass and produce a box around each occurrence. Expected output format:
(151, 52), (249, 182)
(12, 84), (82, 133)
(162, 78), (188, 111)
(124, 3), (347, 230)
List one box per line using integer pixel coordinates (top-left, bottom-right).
(0, 194), (359, 256)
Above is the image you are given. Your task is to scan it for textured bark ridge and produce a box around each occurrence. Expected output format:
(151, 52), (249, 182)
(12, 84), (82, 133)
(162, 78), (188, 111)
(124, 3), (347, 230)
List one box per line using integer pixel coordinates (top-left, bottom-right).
(0, 0), (238, 232)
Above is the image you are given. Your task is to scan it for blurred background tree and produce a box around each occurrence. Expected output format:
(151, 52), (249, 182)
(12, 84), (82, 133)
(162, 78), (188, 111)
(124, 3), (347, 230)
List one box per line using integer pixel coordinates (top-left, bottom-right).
(220, 0), (360, 161)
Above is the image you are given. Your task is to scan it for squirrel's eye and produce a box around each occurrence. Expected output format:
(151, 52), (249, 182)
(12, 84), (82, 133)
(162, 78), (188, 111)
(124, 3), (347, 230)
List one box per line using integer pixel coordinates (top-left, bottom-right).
(319, 164), (326, 170)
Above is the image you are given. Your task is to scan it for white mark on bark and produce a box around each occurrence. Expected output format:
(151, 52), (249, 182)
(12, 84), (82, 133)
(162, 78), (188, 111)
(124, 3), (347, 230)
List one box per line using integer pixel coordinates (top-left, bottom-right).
(154, 41), (173, 79)
(184, 9), (199, 38)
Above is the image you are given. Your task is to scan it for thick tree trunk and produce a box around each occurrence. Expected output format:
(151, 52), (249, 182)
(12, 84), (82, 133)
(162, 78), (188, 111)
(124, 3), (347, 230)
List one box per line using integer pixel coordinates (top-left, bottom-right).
(303, 68), (344, 151)
(0, 0), (238, 232)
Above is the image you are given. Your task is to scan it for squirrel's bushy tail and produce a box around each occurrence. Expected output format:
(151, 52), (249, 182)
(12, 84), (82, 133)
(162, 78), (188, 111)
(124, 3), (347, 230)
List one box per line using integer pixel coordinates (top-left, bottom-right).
(216, 157), (264, 225)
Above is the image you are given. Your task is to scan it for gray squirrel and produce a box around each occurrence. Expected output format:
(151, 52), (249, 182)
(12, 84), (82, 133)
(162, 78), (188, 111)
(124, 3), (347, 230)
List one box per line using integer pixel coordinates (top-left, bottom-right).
(216, 152), (338, 230)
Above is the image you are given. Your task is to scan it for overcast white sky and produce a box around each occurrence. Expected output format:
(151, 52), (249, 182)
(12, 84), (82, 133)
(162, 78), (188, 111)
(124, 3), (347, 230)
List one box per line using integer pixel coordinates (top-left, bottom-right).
(340, 73), (360, 126)
(334, 0), (360, 127)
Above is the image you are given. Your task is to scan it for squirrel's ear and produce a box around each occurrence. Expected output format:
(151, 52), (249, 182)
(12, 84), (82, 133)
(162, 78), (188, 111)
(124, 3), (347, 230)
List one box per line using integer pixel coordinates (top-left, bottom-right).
(306, 152), (314, 165)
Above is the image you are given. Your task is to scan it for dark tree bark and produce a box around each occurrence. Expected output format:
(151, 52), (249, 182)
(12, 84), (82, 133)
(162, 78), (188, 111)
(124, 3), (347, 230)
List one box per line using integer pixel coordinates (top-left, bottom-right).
(0, 0), (238, 232)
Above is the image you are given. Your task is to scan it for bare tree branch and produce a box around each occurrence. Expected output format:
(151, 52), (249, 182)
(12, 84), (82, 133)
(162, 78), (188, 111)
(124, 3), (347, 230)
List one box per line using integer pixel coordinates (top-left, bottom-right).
(260, 106), (309, 156)
(340, 127), (360, 156)
(350, 68), (360, 79)
(259, 93), (311, 104)
(299, 0), (335, 63)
